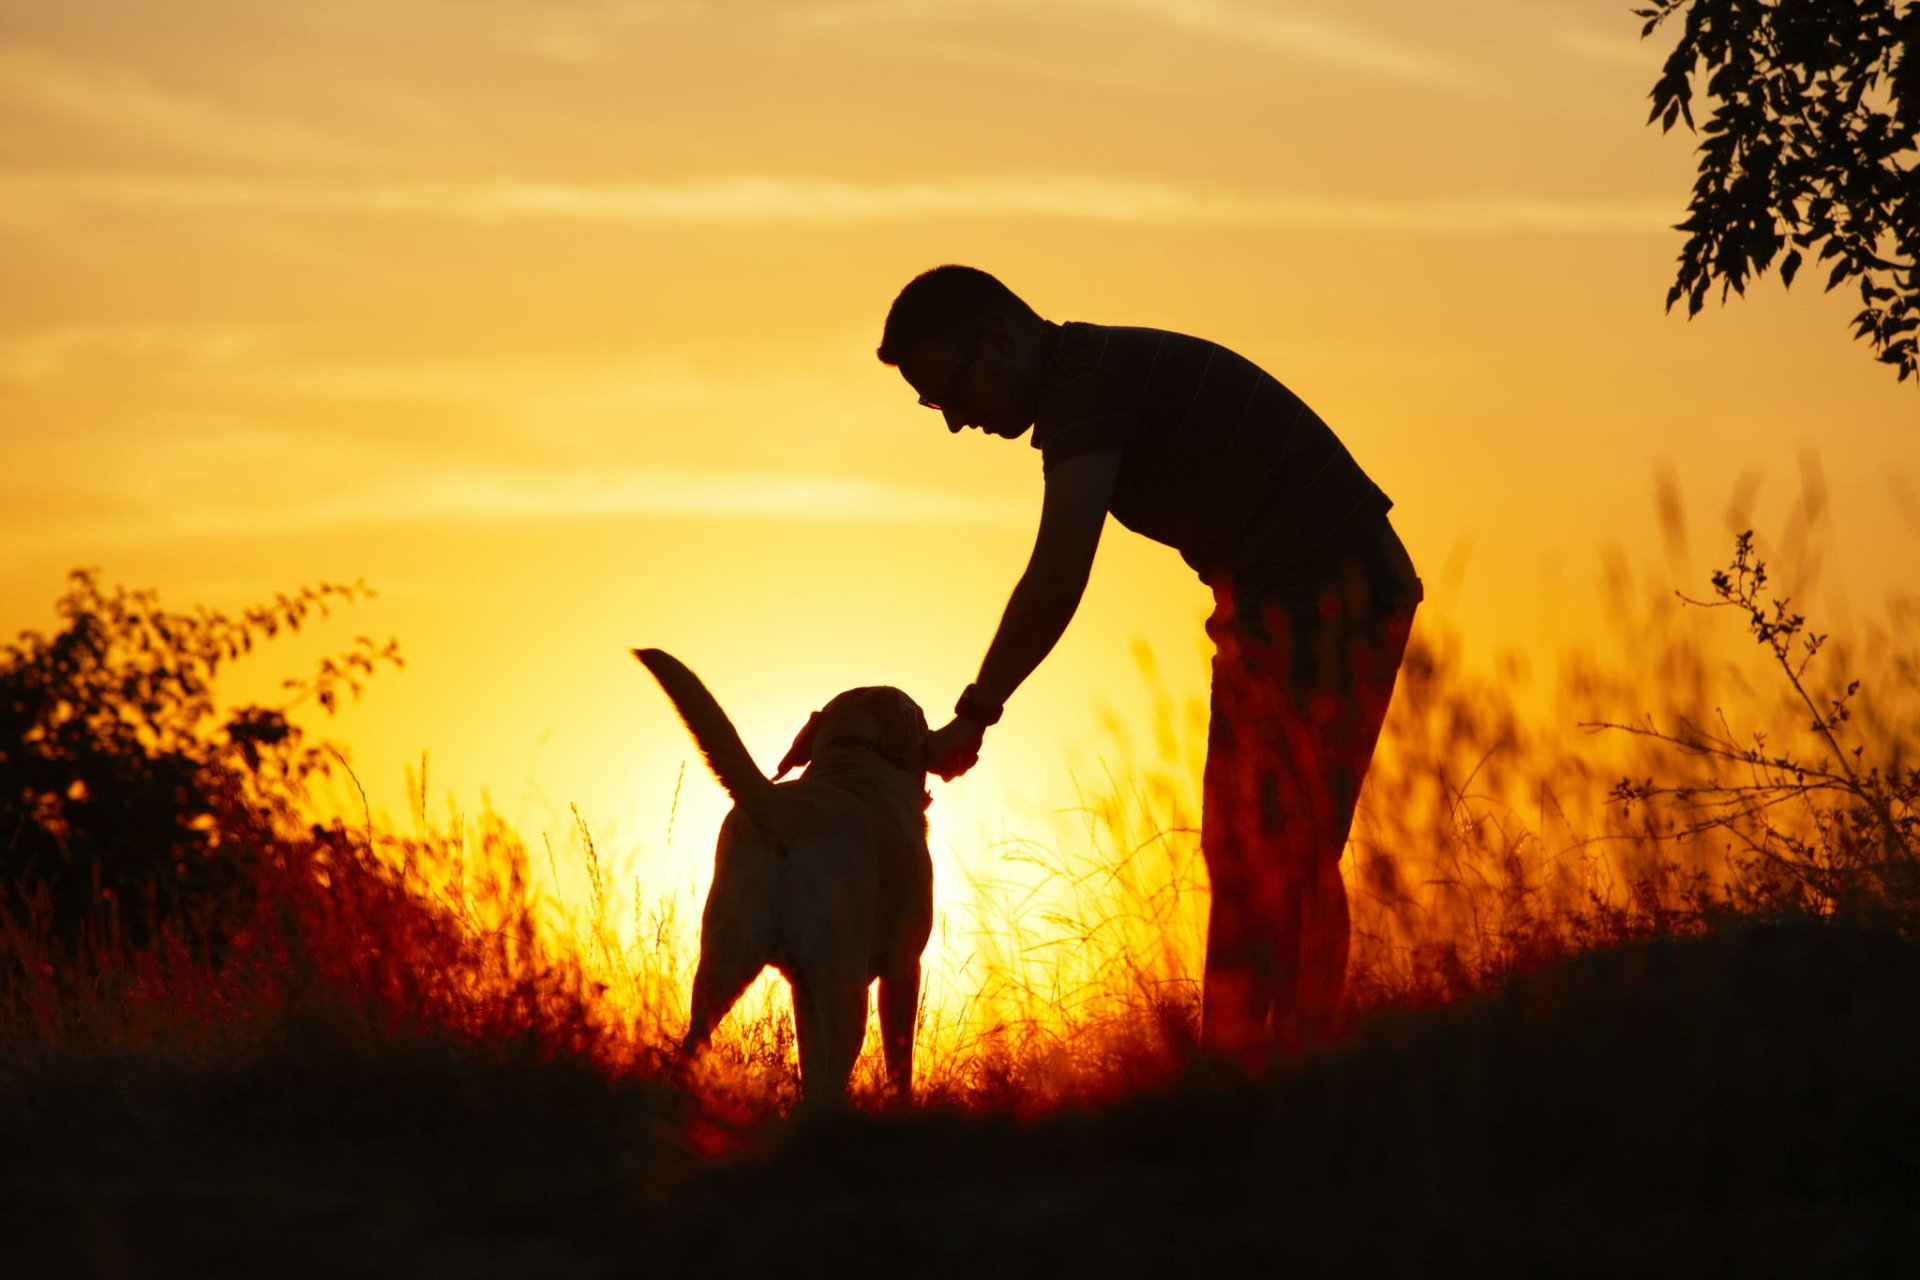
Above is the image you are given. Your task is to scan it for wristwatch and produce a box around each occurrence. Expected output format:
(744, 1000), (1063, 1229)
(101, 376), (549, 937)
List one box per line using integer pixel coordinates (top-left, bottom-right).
(954, 683), (1004, 727)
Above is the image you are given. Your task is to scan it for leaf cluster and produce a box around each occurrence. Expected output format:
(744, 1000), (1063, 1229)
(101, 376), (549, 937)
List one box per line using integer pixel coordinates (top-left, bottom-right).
(1593, 533), (1918, 929)
(0, 570), (402, 945)
(1639, 0), (1920, 381)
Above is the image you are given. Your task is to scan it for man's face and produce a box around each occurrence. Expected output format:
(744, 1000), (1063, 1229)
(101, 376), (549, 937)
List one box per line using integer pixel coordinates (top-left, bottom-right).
(898, 328), (1033, 439)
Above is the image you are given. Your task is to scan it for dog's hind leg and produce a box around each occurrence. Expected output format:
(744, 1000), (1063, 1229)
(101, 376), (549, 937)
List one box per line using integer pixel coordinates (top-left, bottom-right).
(878, 962), (921, 1103)
(679, 951), (762, 1066)
(791, 976), (868, 1107)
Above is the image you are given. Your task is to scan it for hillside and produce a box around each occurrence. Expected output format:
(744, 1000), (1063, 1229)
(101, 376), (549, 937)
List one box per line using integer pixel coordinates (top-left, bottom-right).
(8, 920), (1915, 1277)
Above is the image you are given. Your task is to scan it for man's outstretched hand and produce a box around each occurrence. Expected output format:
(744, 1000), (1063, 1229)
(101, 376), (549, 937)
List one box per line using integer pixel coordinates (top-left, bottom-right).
(925, 716), (987, 781)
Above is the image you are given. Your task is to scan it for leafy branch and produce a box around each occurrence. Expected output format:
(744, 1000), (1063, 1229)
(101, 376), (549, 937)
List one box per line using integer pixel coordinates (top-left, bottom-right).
(1638, 0), (1920, 382)
(1588, 532), (1917, 926)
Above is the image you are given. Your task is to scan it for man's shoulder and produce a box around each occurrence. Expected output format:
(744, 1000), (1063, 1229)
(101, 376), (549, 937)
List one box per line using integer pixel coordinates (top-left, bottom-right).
(1056, 322), (1254, 371)
(1031, 324), (1165, 459)
(1047, 322), (1217, 384)
(1057, 320), (1209, 350)
(1034, 325), (1229, 458)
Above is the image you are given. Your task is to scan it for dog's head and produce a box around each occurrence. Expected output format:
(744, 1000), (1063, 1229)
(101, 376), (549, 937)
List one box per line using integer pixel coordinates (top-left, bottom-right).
(774, 686), (929, 781)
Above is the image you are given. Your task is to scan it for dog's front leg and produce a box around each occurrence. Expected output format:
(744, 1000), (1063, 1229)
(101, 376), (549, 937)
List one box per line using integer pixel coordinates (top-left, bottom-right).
(877, 961), (921, 1103)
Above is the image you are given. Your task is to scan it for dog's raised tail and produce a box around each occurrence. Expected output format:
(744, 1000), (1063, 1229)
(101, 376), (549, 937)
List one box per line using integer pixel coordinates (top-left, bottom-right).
(633, 648), (782, 832)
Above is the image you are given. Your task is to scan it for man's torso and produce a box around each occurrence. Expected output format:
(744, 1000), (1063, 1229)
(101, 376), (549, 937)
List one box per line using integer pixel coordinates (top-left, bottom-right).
(1030, 322), (1394, 586)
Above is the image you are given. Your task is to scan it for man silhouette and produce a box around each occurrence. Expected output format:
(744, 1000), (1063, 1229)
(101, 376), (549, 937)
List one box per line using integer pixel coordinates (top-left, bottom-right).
(881, 265), (1422, 1058)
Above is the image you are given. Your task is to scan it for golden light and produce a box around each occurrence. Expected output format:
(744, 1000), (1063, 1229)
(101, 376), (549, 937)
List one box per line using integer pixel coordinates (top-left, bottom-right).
(3, 0), (1915, 1104)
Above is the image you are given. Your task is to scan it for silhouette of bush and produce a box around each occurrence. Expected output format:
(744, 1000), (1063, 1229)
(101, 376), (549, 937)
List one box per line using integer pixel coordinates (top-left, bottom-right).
(0, 569), (400, 948)
(1597, 532), (1919, 931)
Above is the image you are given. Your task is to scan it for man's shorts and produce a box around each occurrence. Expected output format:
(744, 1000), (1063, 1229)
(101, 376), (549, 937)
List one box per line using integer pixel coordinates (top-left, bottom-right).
(1203, 517), (1423, 873)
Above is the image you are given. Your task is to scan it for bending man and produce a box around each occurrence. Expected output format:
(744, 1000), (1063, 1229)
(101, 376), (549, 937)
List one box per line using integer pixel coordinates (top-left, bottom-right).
(882, 265), (1423, 1057)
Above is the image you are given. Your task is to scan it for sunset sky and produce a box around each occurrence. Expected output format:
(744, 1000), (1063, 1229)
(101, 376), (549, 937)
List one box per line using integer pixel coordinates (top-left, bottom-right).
(4, 0), (1915, 929)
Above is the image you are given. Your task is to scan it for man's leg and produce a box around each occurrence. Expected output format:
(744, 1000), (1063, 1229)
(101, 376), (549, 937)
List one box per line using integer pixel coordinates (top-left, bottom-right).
(1202, 582), (1339, 1059)
(1201, 582), (1417, 1056)
(1204, 698), (1347, 1055)
(1199, 586), (1295, 1057)
(1294, 598), (1417, 1040)
(1200, 637), (1272, 1057)
(1295, 855), (1351, 1038)
(1232, 572), (1418, 1051)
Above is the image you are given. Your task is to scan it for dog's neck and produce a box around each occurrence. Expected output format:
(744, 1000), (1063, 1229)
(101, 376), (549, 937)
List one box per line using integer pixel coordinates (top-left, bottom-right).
(801, 738), (930, 811)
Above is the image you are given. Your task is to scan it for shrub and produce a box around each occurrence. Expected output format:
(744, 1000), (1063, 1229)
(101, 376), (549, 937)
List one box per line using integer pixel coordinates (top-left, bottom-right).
(0, 569), (399, 947)
(1597, 532), (1919, 931)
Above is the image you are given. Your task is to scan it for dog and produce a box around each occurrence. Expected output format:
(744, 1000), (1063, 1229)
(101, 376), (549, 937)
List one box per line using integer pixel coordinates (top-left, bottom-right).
(634, 648), (933, 1104)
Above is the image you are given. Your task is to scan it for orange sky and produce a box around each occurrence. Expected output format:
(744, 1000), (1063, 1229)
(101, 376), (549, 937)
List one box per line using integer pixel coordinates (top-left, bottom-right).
(3, 0), (1915, 936)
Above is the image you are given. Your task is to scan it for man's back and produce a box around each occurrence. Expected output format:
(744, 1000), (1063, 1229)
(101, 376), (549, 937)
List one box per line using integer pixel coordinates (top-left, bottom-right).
(1031, 323), (1391, 584)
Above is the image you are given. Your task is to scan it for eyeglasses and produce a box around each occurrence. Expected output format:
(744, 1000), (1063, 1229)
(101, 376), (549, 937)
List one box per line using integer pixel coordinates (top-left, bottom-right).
(916, 331), (983, 413)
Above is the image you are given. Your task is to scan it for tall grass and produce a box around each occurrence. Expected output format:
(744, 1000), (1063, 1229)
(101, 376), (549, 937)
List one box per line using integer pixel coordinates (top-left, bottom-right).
(3, 530), (1914, 1121)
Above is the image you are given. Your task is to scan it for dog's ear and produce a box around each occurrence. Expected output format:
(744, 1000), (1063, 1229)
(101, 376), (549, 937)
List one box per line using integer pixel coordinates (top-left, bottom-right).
(773, 711), (820, 780)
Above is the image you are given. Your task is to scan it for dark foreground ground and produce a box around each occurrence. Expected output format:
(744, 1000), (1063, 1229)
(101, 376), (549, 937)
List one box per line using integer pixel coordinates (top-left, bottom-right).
(6, 921), (1918, 1278)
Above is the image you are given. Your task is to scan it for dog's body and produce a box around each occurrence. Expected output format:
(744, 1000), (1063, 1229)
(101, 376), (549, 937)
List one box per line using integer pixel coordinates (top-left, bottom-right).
(635, 649), (933, 1103)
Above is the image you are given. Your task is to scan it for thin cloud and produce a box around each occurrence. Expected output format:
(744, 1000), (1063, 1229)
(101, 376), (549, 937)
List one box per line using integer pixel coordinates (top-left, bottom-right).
(0, 170), (1671, 235)
(1106, 0), (1466, 87)
(0, 44), (381, 167)
(0, 468), (1028, 550)
(1536, 21), (1666, 72)
(797, 0), (1471, 88)
(0, 324), (268, 387)
(310, 469), (1026, 526)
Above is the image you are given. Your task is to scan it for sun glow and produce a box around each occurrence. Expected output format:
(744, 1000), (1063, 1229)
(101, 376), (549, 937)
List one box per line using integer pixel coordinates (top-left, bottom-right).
(4, 0), (1917, 1119)
(368, 550), (1906, 1110)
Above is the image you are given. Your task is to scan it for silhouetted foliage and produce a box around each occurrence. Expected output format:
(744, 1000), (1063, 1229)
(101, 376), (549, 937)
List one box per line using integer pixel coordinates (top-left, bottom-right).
(1639, 0), (1920, 381)
(1595, 533), (1918, 931)
(0, 570), (400, 946)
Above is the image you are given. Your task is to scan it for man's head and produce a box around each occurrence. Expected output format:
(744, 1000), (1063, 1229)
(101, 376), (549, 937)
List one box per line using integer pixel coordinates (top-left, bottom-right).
(878, 265), (1050, 438)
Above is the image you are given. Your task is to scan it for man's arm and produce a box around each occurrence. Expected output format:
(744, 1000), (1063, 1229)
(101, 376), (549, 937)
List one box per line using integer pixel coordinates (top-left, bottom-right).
(927, 446), (1122, 778)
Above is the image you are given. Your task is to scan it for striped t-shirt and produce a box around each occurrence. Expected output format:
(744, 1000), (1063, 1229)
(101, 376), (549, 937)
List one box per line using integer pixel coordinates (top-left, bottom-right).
(1031, 322), (1392, 585)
